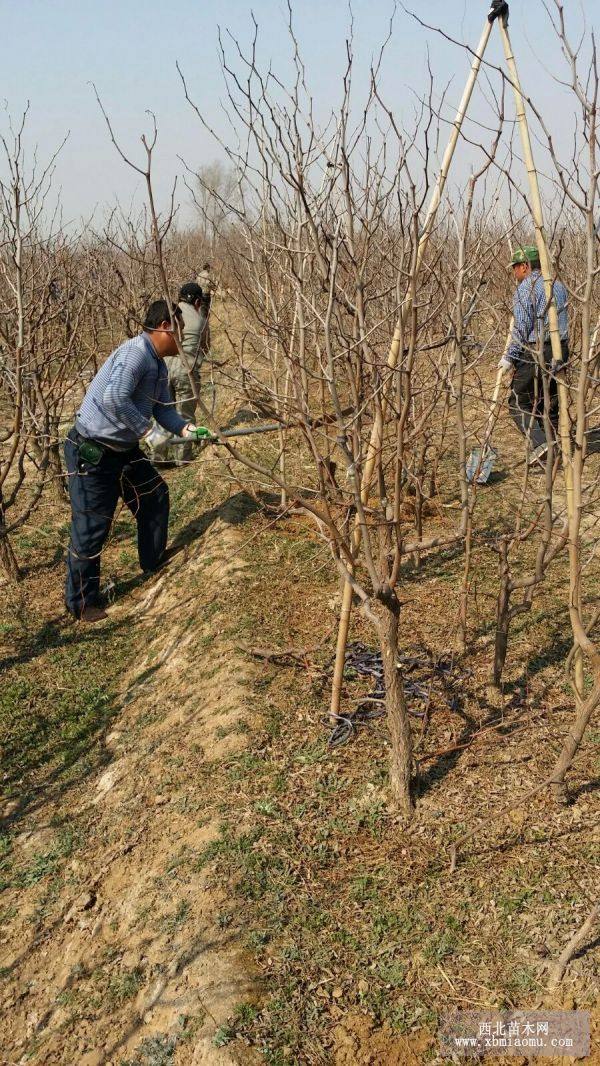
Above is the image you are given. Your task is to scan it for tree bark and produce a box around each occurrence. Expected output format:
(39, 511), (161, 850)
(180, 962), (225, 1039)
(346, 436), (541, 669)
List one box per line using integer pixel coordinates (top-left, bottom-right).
(373, 591), (414, 821)
(548, 901), (599, 990)
(493, 538), (511, 688)
(458, 516), (472, 654)
(0, 491), (20, 582)
(550, 679), (600, 805)
(48, 419), (68, 504)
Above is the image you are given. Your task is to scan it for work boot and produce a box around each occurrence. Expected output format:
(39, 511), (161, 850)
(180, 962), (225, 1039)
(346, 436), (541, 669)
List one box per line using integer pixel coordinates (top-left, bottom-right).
(142, 555), (168, 578)
(77, 605), (109, 623)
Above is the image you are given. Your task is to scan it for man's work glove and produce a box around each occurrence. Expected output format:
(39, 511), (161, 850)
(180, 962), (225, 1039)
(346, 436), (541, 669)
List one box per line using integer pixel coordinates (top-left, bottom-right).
(488, 1), (509, 24)
(498, 356), (513, 374)
(182, 423), (215, 441)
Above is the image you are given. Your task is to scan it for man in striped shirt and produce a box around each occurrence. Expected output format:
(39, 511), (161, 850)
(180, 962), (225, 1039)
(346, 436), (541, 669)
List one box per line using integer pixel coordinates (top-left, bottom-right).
(498, 245), (569, 465)
(64, 300), (201, 622)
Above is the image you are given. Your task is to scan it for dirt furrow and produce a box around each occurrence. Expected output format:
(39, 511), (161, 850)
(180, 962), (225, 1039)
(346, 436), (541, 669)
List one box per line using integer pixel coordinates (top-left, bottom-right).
(1, 503), (261, 1065)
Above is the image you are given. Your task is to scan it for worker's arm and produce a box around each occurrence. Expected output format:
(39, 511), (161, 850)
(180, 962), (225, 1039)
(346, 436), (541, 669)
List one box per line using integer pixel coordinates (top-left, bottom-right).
(152, 366), (189, 436)
(533, 273), (551, 342)
(505, 281), (535, 363)
(101, 346), (154, 438)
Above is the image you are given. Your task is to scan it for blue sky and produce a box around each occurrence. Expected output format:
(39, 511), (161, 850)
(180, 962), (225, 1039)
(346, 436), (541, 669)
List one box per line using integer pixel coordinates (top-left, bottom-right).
(3, 1), (592, 227)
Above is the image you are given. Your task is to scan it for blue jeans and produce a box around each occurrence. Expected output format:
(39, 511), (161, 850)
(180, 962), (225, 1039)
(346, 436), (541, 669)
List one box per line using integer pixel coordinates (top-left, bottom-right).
(64, 430), (169, 616)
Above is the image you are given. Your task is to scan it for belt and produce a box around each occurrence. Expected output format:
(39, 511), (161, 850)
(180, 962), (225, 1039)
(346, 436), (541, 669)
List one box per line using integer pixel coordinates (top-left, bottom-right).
(71, 425), (136, 454)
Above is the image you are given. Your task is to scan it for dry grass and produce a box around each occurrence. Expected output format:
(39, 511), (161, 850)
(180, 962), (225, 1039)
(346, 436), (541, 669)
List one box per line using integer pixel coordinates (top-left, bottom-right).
(186, 457), (600, 1063)
(1, 312), (599, 1062)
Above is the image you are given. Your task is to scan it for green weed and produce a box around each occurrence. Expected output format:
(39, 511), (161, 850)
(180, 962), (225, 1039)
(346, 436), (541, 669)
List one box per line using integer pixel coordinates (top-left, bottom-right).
(15, 826), (79, 888)
(213, 1002), (258, 1048)
(159, 899), (190, 934)
(121, 1033), (177, 1065)
(107, 968), (144, 1007)
(497, 888), (534, 916)
(213, 1023), (236, 1047)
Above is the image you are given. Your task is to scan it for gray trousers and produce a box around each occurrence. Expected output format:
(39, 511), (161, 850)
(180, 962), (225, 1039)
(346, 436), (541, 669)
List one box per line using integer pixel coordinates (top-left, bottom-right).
(509, 340), (567, 451)
(151, 368), (200, 464)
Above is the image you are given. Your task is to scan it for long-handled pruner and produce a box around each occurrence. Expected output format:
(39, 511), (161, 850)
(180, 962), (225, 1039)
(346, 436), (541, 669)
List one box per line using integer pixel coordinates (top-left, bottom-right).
(466, 367), (507, 484)
(162, 423), (287, 458)
(185, 422), (283, 449)
(169, 404), (359, 451)
(466, 320), (514, 485)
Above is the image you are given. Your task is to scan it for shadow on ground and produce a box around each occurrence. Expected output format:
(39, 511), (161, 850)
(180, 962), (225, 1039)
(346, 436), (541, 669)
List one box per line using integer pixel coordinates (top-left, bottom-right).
(0, 614), (132, 832)
(0, 492), (263, 837)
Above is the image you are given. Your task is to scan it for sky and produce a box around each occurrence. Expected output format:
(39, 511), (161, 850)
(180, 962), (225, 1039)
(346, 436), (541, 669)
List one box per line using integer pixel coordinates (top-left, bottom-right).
(1, 0), (593, 229)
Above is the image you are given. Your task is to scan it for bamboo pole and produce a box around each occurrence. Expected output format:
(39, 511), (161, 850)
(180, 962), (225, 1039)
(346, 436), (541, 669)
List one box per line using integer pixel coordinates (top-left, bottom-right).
(330, 13), (497, 720)
(495, 16), (580, 686)
(496, 21), (568, 392)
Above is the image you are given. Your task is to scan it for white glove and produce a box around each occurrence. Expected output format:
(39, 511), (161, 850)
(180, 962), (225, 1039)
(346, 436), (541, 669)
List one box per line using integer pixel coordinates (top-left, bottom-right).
(498, 356), (513, 374)
(181, 423), (197, 438)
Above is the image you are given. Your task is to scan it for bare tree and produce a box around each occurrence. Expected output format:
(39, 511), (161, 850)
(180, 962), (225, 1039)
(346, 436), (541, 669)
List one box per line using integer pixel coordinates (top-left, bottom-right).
(0, 108), (86, 580)
(176, 10), (511, 818)
(194, 159), (241, 255)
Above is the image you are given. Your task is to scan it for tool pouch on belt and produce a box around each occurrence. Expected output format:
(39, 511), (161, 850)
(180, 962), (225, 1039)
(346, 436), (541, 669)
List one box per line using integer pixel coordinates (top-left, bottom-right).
(77, 438), (105, 466)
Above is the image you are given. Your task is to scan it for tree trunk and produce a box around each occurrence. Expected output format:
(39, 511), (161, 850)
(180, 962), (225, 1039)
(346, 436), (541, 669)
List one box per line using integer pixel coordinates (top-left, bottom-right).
(548, 901), (600, 990)
(550, 679), (600, 805)
(0, 491), (20, 582)
(458, 515), (472, 654)
(48, 419), (68, 504)
(493, 538), (511, 688)
(373, 591), (414, 821)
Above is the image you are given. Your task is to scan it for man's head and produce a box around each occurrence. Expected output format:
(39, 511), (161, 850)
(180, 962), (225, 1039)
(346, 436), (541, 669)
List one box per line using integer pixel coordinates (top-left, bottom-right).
(509, 245), (541, 282)
(179, 281), (204, 310)
(143, 299), (183, 357)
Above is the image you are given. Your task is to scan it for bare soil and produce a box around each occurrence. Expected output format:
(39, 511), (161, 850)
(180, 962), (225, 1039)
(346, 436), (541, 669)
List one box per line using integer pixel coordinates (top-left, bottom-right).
(0, 478), (263, 1064)
(1, 364), (599, 1064)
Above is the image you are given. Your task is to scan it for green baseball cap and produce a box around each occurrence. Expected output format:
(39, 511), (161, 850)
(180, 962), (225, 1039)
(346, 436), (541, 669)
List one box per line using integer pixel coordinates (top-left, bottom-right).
(508, 245), (539, 267)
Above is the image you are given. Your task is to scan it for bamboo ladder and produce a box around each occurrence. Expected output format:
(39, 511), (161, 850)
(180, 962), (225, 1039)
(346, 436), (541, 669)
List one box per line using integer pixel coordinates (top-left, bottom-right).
(495, 12), (580, 696)
(330, 6), (503, 719)
(330, 2), (578, 720)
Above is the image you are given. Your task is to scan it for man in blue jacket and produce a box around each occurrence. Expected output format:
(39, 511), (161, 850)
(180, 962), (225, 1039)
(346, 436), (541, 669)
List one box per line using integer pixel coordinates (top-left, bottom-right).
(498, 246), (569, 465)
(64, 300), (201, 622)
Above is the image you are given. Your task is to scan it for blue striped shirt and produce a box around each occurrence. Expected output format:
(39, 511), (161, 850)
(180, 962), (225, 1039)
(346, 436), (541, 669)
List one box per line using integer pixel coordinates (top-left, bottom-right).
(75, 332), (186, 448)
(507, 270), (568, 362)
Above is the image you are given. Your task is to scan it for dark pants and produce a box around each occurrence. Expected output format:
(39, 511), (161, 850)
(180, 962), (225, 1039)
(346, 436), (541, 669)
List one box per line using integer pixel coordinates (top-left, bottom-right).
(509, 340), (567, 451)
(64, 430), (169, 616)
